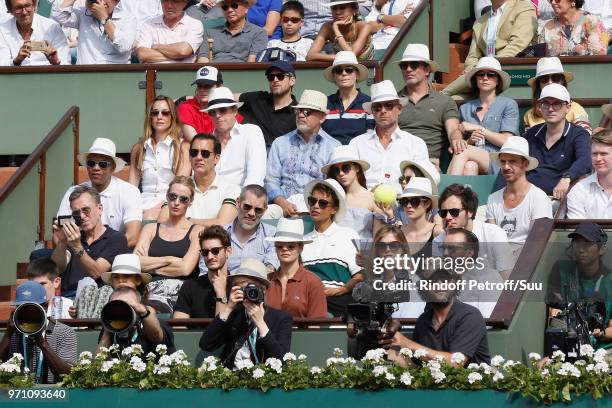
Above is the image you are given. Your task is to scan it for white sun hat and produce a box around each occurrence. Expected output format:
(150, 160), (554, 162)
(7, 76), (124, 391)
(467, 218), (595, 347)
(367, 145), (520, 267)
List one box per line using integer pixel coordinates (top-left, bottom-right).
(322, 0), (365, 7)
(324, 51), (369, 82)
(464, 56), (511, 91)
(304, 178), (347, 222)
(203, 86), (243, 112)
(265, 218), (313, 244)
(527, 57), (574, 87)
(538, 83), (571, 103)
(321, 145), (370, 175)
(489, 136), (539, 171)
(230, 258), (270, 287)
(77, 138), (126, 173)
(293, 89), (328, 113)
(397, 177), (438, 208)
(394, 43), (439, 72)
(102, 254), (152, 286)
(362, 80), (409, 114)
(399, 159), (440, 195)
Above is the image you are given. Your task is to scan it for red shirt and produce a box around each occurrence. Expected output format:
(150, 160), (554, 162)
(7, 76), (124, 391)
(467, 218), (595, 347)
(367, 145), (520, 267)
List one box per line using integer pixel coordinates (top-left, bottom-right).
(267, 266), (328, 318)
(177, 98), (244, 134)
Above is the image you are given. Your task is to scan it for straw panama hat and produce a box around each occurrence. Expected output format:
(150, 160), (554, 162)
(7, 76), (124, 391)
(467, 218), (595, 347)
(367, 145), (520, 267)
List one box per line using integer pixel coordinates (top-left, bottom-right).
(490, 136), (539, 171)
(394, 43), (439, 72)
(230, 258), (271, 287)
(321, 145), (370, 175)
(304, 178), (347, 222)
(324, 51), (369, 82)
(527, 57), (574, 87)
(203, 86), (243, 112)
(464, 57), (511, 91)
(77, 138), (126, 173)
(362, 80), (409, 115)
(293, 90), (328, 113)
(102, 254), (152, 286)
(539, 83), (571, 103)
(266, 218), (313, 244)
(399, 159), (440, 195)
(397, 177), (438, 208)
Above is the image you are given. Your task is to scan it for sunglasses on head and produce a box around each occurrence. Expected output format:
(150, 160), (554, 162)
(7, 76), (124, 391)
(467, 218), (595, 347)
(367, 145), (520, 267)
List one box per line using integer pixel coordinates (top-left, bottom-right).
(241, 203), (266, 215)
(295, 108), (314, 117)
(329, 163), (353, 177)
(399, 197), (424, 208)
(307, 196), (333, 209)
(475, 71), (498, 79)
(399, 61), (425, 71)
(377, 241), (403, 252)
(167, 192), (190, 204)
(86, 159), (112, 169)
(282, 16), (302, 23)
(208, 107), (230, 117)
(539, 73), (565, 83)
(201, 246), (225, 257)
(266, 73), (289, 82)
(150, 109), (171, 117)
(439, 208), (464, 218)
(274, 242), (298, 250)
(372, 102), (397, 113)
(221, 2), (240, 11)
(332, 66), (356, 76)
(189, 148), (213, 159)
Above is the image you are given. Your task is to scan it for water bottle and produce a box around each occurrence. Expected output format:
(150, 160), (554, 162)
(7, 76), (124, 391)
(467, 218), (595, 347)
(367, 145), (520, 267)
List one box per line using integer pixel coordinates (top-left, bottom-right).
(475, 127), (486, 148)
(52, 296), (63, 320)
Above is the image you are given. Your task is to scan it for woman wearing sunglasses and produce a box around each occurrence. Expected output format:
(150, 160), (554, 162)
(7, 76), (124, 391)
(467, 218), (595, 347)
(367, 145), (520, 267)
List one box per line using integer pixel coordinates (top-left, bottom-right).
(321, 51), (375, 145)
(306, 0), (373, 62)
(447, 57), (519, 176)
(523, 57), (591, 133)
(134, 176), (203, 312)
(129, 95), (190, 220)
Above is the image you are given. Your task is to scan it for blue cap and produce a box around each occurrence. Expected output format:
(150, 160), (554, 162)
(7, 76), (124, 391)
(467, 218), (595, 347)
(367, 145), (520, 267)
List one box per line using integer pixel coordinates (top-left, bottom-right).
(265, 60), (295, 76)
(568, 223), (608, 244)
(12, 281), (47, 306)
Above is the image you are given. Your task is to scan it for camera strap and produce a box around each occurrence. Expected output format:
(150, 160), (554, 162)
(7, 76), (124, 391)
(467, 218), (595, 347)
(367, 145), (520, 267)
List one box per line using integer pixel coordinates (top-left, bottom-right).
(21, 337), (44, 383)
(247, 326), (259, 365)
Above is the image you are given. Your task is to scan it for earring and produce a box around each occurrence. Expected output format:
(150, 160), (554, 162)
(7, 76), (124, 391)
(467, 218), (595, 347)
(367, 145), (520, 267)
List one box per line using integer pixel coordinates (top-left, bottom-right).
(571, 2), (576, 6)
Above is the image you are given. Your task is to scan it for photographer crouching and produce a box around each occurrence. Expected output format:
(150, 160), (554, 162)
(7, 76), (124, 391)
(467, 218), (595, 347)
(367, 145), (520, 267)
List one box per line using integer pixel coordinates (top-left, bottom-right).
(200, 258), (293, 368)
(0, 282), (76, 384)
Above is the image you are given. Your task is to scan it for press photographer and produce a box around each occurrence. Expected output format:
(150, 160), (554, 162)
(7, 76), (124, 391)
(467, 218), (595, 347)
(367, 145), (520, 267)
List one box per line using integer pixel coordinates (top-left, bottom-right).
(199, 259), (292, 368)
(0, 282), (76, 384)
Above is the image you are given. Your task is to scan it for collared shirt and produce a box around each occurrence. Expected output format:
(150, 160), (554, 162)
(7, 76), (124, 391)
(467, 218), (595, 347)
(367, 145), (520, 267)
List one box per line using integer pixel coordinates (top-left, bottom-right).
(459, 96), (519, 152)
(121, 0), (162, 31)
(137, 13), (203, 63)
(538, 12), (608, 56)
(141, 136), (175, 210)
(397, 86), (460, 160)
(51, 1), (136, 64)
(322, 90), (375, 145)
(197, 20), (268, 62)
(177, 98), (215, 133)
(0, 14), (69, 66)
(57, 176), (142, 233)
(484, 1), (507, 56)
(216, 122), (267, 187)
(566, 172), (612, 219)
(265, 128), (340, 202)
(238, 91), (298, 146)
(523, 102), (591, 133)
(266, 266), (328, 318)
(349, 126), (429, 190)
(186, 174), (240, 220)
(302, 222), (360, 288)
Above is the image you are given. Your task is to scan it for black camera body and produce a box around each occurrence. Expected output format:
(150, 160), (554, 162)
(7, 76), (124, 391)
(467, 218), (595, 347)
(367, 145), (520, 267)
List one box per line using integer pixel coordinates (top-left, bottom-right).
(101, 300), (139, 338)
(242, 283), (264, 304)
(13, 302), (47, 336)
(57, 214), (82, 227)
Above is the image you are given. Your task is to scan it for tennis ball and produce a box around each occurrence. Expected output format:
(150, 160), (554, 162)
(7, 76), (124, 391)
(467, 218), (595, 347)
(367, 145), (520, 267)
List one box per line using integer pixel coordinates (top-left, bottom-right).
(374, 184), (397, 205)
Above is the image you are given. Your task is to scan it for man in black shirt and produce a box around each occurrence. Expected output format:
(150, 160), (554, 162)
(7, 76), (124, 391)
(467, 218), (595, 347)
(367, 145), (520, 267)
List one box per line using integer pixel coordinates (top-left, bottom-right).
(174, 225), (232, 318)
(237, 60), (298, 147)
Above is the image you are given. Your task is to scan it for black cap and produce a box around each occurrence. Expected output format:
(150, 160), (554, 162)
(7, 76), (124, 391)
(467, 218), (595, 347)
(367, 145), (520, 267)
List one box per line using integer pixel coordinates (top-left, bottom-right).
(568, 223), (608, 244)
(265, 60), (295, 76)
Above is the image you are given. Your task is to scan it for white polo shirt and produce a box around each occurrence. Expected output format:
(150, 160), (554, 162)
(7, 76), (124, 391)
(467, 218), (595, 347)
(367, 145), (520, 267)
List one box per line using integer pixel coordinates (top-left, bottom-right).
(186, 174), (240, 220)
(216, 122), (267, 187)
(566, 173), (612, 219)
(349, 126), (429, 190)
(57, 176), (142, 233)
(136, 13), (203, 63)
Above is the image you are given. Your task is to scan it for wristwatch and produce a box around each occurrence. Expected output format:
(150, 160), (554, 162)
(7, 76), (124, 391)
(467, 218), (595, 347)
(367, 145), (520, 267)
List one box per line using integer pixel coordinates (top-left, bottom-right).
(74, 249), (85, 258)
(215, 296), (228, 304)
(99, 18), (108, 25)
(561, 173), (571, 180)
(376, 14), (384, 23)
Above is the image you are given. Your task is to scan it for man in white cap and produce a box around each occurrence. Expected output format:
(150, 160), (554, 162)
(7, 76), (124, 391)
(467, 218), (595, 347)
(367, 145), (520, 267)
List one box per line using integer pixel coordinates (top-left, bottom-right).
(266, 89), (340, 218)
(486, 136), (552, 245)
(395, 44), (460, 166)
(205, 86), (267, 187)
(349, 79), (429, 190)
(56, 138), (142, 247)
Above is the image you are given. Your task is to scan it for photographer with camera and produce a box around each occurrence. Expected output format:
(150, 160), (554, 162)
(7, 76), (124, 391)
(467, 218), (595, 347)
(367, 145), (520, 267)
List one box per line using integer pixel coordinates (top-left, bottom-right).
(200, 258), (293, 368)
(0, 282), (76, 384)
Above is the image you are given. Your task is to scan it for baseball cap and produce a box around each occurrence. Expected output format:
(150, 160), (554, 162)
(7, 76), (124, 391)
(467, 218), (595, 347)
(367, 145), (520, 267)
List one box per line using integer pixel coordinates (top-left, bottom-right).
(568, 223), (608, 244)
(191, 66), (223, 86)
(11, 281), (47, 306)
(538, 83), (571, 103)
(265, 60), (295, 76)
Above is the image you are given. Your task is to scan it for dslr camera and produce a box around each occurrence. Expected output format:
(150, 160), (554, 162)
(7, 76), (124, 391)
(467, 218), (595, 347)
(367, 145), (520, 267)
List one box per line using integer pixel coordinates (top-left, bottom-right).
(101, 300), (139, 339)
(13, 302), (47, 337)
(242, 283), (264, 304)
(57, 214), (82, 227)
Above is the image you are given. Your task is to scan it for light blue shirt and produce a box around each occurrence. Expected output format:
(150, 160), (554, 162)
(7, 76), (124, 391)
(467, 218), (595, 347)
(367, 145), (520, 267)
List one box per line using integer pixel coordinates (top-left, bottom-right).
(459, 96), (519, 152)
(265, 128), (340, 202)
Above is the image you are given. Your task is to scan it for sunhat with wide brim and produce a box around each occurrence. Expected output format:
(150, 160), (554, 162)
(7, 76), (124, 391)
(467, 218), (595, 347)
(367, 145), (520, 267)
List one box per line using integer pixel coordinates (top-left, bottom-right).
(321, 145), (370, 175)
(399, 158), (440, 195)
(202, 86), (244, 112)
(397, 177), (438, 208)
(393, 43), (439, 72)
(77, 138), (127, 173)
(527, 57), (574, 87)
(230, 258), (271, 288)
(362, 80), (409, 115)
(464, 56), (511, 91)
(324, 51), (369, 83)
(265, 218), (313, 244)
(322, 0), (365, 7)
(101, 254), (152, 285)
(304, 178), (347, 222)
(489, 136), (539, 171)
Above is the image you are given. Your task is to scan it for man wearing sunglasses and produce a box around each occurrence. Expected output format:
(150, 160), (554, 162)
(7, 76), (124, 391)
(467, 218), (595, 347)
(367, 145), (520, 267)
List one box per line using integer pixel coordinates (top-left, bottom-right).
(196, 0), (267, 63)
(236, 60), (298, 147)
(266, 89), (340, 218)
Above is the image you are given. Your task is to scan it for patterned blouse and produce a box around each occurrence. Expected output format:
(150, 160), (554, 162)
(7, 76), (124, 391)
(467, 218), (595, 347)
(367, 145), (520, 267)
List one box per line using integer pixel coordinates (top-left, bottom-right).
(538, 13), (609, 56)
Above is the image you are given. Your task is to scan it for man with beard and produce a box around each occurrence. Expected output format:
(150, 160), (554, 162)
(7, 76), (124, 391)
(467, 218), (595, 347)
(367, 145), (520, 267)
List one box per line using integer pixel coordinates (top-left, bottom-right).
(380, 268), (491, 366)
(236, 61), (298, 147)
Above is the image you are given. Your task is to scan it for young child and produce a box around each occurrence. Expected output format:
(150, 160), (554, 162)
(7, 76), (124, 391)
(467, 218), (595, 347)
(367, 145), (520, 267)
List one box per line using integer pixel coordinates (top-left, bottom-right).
(266, 1), (313, 61)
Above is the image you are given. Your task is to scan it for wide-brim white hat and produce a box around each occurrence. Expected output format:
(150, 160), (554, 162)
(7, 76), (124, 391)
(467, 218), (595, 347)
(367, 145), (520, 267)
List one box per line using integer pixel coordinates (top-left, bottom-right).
(527, 57), (574, 87)
(322, 0), (364, 7)
(321, 145), (370, 175)
(102, 254), (152, 285)
(601, 104), (612, 119)
(77, 137), (126, 173)
(230, 258), (270, 287)
(397, 177), (438, 208)
(399, 159), (440, 195)
(293, 89), (329, 113)
(324, 51), (369, 82)
(363, 80), (409, 115)
(465, 57), (511, 91)
(393, 43), (439, 72)
(304, 178), (347, 222)
(266, 218), (313, 244)
(490, 136), (539, 171)
(203, 86), (243, 112)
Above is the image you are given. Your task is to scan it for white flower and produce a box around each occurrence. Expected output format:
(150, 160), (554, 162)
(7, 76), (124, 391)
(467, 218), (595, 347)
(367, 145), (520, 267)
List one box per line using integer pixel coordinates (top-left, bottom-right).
(479, 363), (493, 375)
(503, 360), (518, 369)
(345, 357), (357, 365)
(413, 349), (427, 359)
(158, 355), (172, 366)
(298, 354), (307, 361)
(101, 359), (120, 373)
(235, 359), (254, 370)
(283, 353), (297, 362)
(450, 352), (466, 365)
(79, 359), (92, 366)
(310, 366), (322, 375)
(426, 360), (441, 372)
(203, 356), (218, 365)
(541, 369), (549, 376)
(431, 370), (446, 384)
(399, 348), (413, 359)
(252, 368), (265, 379)
(153, 365), (170, 375)
(594, 362), (609, 375)
(574, 359), (586, 366)
(121, 346), (134, 357)
(10, 353), (24, 363)
(326, 357), (338, 366)
(492, 372), (504, 382)
(551, 350), (565, 361)
(579, 344), (594, 358)
(594, 349), (607, 364)
(333, 348), (343, 357)
(467, 363), (479, 370)
(528, 352), (541, 361)
(586, 364), (595, 372)
(363, 348), (386, 364)
(265, 357), (283, 374)
(558, 362), (580, 378)
(146, 352), (156, 361)
(108, 344), (120, 353)
(490, 355), (505, 367)
(467, 372), (483, 384)
(0, 363), (21, 374)
(385, 372), (395, 381)
(79, 351), (93, 360)
(400, 372), (413, 386)
(372, 365), (387, 377)
(170, 350), (188, 364)
(155, 344), (168, 355)
(129, 356), (146, 373)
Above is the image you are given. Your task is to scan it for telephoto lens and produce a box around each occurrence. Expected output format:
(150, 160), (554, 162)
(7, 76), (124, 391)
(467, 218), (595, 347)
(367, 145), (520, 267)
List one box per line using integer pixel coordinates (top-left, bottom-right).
(101, 300), (138, 335)
(13, 302), (47, 336)
(242, 283), (264, 304)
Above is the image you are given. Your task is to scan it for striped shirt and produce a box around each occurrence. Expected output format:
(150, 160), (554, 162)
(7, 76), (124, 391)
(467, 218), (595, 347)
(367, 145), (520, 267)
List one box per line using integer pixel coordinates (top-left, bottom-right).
(322, 90), (375, 145)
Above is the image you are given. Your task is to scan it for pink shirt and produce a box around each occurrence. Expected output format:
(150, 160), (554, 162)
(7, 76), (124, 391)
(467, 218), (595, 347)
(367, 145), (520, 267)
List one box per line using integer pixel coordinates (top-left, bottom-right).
(137, 13), (203, 63)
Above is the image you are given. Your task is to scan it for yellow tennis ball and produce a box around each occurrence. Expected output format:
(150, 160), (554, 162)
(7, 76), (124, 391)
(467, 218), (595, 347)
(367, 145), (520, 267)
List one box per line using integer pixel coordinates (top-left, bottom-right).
(374, 184), (397, 205)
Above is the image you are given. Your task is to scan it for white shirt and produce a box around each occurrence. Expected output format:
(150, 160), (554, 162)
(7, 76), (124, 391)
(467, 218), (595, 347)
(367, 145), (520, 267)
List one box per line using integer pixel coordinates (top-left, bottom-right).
(216, 122), (267, 187)
(0, 14), (69, 66)
(0, 3), (8, 24)
(186, 174), (240, 219)
(349, 126), (429, 190)
(140, 136), (176, 210)
(51, 0), (137, 64)
(137, 13), (203, 63)
(47, 296), (73, 319)
(57, 176), (142, 233)
(121, 0), (162, 31)
(566, 172), (612, 219)
(365, 0), (420, 50)
(483, 1), (507, 56)
(267, 37), (313, 61)
(486, 184), (552, 244)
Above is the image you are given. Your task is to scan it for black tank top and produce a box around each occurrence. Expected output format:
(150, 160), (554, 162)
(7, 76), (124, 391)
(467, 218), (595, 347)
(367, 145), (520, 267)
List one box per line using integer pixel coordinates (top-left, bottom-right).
(149, 223), (197, 280)
(411, 225), (436, 260)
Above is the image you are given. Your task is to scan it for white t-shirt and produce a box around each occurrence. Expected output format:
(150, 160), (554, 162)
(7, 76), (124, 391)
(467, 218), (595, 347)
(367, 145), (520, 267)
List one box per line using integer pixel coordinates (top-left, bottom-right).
(486, 184), (552, 244)
(186, 174), (240, 220)
(267, 37), (313, 61)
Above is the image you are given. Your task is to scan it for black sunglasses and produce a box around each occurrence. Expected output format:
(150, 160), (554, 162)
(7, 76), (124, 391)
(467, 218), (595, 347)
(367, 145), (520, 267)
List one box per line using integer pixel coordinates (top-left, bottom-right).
(201, 246), (225, 257)
(376, 241), (403, 252)
(307, 196), (332, 209)
(189, 148), (213, 159)
(399, 197), (424, 208)
(266, 73), (289, 82)
(439, 208), (464, 218)
(399, 61), (426, 71)
(150, 109), (171, 117)
(241, 203), (266, 215)
(208, 107), (231, 117)
(274, 242), (298, 250)
(332, 66), (356, 75)
(295, 108), (314, 117)
(539, 73), (565, 83)
(86, 159), (112, 169)
(167, 192), (190, 204)
(282, 16), (302, 23)
(475, 71), (498, 79)
(372, 102), (397, 113)
(329, 163), (353, 177)
(221, 2), (240, 11)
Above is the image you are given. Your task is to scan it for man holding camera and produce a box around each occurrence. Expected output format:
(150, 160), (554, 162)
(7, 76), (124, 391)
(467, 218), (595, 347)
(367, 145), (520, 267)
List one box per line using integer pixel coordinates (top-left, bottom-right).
(200, 258), (292, 368)
(0, 281), (76, 384)
(51, 0), (137, 64)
